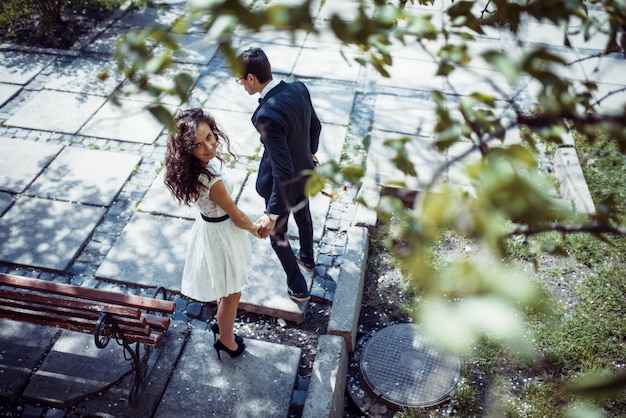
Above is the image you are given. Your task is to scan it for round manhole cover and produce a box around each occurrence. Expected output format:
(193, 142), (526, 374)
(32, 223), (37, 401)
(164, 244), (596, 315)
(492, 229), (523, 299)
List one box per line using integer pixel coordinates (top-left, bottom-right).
(359, 323), (461, 409)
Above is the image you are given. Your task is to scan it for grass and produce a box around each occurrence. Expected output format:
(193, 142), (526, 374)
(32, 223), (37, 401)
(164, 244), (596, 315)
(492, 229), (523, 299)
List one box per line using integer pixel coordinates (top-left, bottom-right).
(497, 129), (626, 415)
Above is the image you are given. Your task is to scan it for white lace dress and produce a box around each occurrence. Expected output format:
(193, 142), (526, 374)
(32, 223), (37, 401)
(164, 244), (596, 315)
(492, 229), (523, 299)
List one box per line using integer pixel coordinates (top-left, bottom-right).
(180, 159), (251, 302)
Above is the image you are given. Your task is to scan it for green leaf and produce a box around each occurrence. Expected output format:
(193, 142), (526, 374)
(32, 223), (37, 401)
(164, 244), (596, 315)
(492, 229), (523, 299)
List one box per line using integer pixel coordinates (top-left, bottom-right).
(149, 105), (175, 133)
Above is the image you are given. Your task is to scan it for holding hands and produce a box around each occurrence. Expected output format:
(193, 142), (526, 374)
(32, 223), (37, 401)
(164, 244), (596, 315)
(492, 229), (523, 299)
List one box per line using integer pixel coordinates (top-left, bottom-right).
(254, 214), (276, 239)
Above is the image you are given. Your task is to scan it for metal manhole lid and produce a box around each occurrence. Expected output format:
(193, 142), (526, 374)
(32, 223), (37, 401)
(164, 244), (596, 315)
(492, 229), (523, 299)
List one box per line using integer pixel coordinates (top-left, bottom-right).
(360, 323), (461, 409)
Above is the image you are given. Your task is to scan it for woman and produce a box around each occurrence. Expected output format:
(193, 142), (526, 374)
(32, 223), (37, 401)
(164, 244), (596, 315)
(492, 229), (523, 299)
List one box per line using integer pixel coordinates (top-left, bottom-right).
(164, 108), (260, 359)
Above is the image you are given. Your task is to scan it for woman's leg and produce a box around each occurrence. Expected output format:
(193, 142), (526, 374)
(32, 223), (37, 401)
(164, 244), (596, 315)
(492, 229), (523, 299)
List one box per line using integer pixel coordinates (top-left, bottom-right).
(216, 291), (241, 350)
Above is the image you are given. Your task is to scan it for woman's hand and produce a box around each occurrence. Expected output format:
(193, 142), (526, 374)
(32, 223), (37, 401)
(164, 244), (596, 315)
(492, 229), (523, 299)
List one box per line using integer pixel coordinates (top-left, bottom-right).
(250, 223), (263, 238)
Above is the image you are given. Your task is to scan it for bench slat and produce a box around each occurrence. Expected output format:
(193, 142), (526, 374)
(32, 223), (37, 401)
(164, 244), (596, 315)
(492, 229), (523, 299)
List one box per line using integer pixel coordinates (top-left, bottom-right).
(0, 288), (143, 319)
(143, 313), (171, 331)
(0, 274), (175, 314)
(0, 306), (153, 339)
(0, 298), (148, 328)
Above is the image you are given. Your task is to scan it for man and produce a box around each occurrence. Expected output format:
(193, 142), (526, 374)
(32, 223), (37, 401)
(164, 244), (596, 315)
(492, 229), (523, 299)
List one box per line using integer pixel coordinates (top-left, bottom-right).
(237, 47), (321, 302)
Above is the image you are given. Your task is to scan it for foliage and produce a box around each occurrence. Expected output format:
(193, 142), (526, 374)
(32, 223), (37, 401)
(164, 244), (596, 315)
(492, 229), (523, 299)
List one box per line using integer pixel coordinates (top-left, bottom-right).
(0, 0), (124, 47)
(110, 0), (626, 410)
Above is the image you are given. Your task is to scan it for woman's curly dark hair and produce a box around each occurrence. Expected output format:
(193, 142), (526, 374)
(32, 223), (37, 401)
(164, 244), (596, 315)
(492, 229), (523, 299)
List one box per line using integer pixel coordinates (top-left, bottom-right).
(164, 108), (235, 206)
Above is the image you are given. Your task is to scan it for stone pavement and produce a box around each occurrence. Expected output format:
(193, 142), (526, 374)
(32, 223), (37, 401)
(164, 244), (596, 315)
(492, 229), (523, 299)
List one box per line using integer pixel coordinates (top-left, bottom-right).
(0, 0), (623, 417)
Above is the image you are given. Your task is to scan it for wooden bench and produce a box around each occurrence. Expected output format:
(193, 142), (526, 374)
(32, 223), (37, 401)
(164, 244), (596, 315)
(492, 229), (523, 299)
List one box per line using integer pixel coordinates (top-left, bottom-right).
(0, 273), (176, 401)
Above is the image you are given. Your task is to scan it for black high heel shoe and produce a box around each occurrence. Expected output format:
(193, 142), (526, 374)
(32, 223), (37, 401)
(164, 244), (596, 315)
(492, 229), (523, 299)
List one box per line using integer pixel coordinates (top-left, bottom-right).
(210, 323), (243, 343)
(213, 339), (245, 360)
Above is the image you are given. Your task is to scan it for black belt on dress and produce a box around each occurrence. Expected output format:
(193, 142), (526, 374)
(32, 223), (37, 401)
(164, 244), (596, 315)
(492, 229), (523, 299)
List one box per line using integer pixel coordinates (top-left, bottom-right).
(201, 213), (230, 223)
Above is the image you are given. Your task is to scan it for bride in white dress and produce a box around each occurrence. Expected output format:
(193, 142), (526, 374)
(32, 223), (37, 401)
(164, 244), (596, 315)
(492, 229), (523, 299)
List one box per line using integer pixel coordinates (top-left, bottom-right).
(164, 108), (261, 360)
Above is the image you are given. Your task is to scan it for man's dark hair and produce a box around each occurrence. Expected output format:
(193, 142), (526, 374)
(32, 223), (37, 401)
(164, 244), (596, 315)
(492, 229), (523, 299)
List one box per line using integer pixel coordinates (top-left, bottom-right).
(238, 47), (272, 83)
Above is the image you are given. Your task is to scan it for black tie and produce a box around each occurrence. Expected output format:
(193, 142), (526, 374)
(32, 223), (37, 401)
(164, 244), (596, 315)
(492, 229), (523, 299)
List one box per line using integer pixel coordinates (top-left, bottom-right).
(258, 98), (262, 104)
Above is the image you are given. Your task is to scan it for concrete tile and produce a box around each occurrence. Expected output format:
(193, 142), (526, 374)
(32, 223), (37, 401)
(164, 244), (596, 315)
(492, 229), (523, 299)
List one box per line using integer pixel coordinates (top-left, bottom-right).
(235, 41), (302, 75)
(0, 51), (53, 84)
(236, 172), (312, 322)
(366, 130), (444, 190)
(234, 29), (307, 48)
(444, 65), (512, 98)
(376, 57), (442, 91)
(118, 66), (201, 106)
(23, 332), (130, 408)
(309, 82), (355, 126)
(0, 319), (59, 402)
(116, 4), (183, 29)
(79, 99), (169, 144)
(82, 24), (127, 54)
(317, 123), (348, 163)
(0, 83), (21, 107)
(0, 192), (13, 215)
(203, 108), (264, 158)
(0, 197), (106, 272)
(139, 166), (249, 219)
(316, 0), (362, 21)
(96, 213), (191, 290)
(155, 328), (301, 418)
(293, 48), (362, 82)
(45, 57), (123, 96)
(0, 137), (62, 193)
(139, 171), (197, 219)
(5, 91), (106, 134)
(172, 33), (220, 64)
(27, 147), (141, 206)
(373, 94), (437, 135)
(241, 236), (312, 323)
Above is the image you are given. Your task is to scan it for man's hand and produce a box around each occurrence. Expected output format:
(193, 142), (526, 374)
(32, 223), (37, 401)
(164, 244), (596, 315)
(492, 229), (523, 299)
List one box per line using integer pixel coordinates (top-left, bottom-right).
(255, 214), (276, 239)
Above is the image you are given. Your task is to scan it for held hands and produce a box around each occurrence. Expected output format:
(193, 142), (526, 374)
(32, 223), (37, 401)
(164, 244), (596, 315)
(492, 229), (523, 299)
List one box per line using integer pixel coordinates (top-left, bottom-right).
(250, 223), (262, 239)
(254, 214), (276, 239)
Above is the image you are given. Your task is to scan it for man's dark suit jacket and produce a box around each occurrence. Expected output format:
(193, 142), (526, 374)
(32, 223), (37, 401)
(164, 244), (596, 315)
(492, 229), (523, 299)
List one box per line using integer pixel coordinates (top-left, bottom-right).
(252, 80), (321, 216)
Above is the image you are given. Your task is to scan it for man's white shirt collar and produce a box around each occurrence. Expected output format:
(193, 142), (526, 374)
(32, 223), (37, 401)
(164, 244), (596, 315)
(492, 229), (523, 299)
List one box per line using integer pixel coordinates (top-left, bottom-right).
(260, 79), (280, 99)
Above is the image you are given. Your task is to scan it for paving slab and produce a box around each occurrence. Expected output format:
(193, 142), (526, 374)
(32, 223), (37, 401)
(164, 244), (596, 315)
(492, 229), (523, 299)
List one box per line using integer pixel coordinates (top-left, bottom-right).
(309, 83), (355, 127)
(203, 108), (265, 158)
(115, 4), (184, 29)
(172, 33), (220, 64)
(82, 24), (129, 54)
(0, 83), (21, 108)
(79, 98), (170, 143)
(240, 236), (312, 323)
(44, 57), (123, 96)
(444, 65), (513, 98)
(67, 319), (190, 418)
(366, 130), (444, 190)
(317, 123), (347, 163)
(0, 319), (59, 404)
(154, 327), (301, 418)
(117, 65), (202, 106)
(27, 147), (141, 206)
(22, 331), (131, 408)
(5, 90), (106, 134)
(0, 192), (13, 215)
(375, 57), (442, 92)
(234, 40), (302, 75)
(0, 51), (53, 84)
(96, 212), (191, 289)
(293, 48), (362, 82)
(372, 94), (437, 135)
(0, 197), (106, 272)
(0, 137), (62, 193)
(139, 166), (249, 219)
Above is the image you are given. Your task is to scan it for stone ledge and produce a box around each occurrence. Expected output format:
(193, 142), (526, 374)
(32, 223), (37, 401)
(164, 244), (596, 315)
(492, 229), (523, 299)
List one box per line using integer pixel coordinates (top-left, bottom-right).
(302, 334), (348, 418)
(553, 146), (596, 214)
(327, 226), (368, 353)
